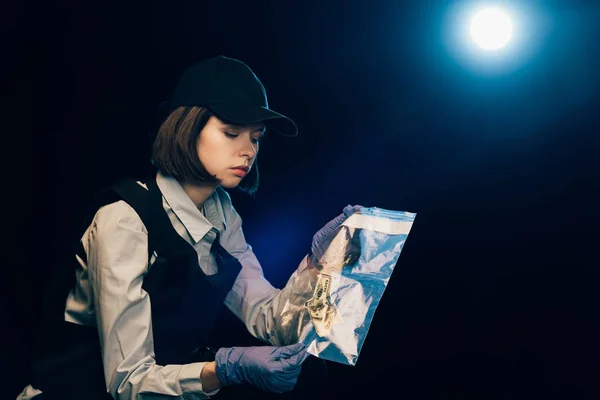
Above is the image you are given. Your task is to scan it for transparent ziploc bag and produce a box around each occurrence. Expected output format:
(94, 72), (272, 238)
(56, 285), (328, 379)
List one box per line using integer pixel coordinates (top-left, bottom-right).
(275, 207), (416, 366)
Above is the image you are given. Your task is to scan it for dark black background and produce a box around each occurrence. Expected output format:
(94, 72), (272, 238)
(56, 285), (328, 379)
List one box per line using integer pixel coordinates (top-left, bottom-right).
(2, 1), (599, 398)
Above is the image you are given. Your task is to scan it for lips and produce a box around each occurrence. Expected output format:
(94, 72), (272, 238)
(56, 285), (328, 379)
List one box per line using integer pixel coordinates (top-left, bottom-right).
(231, 168), (247, 177)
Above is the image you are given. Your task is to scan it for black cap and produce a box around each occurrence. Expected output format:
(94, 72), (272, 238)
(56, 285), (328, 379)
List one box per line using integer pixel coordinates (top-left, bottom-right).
(162, 55), (298, 137)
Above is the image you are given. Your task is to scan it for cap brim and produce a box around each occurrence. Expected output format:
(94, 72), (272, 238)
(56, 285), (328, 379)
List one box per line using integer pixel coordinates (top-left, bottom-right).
(207, 104), (298, 137)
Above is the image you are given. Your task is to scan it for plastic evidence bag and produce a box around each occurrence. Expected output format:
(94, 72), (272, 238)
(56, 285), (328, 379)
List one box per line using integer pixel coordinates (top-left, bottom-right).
(276, 207), (416, 366)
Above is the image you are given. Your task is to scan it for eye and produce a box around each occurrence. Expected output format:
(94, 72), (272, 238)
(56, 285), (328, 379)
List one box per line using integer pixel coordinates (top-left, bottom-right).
(251, 137), (261, 145)
(224, 132), (238, 139)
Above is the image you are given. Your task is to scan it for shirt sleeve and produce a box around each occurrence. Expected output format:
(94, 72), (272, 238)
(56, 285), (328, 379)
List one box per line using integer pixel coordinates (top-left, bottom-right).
(86, 200), (217, 400)
(221, 203), (311, 346)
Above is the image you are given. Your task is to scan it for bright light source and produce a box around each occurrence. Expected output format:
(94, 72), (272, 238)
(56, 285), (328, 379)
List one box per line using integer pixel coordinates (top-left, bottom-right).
(470, 8), (513, 50)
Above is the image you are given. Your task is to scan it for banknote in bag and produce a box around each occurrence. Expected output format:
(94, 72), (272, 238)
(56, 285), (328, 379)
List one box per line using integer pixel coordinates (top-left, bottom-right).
(275, 207), (416, 366)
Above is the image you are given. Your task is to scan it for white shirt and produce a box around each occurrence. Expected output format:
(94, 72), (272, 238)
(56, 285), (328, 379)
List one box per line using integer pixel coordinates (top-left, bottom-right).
(19, 171), (309, 400)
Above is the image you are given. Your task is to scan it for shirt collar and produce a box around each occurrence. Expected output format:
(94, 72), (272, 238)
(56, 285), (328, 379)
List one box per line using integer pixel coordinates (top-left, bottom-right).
(155, 171), (227, 243)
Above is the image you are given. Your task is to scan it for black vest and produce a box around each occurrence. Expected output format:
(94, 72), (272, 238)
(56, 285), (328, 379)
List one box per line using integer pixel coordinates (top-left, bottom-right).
(31, 177), (242, 398)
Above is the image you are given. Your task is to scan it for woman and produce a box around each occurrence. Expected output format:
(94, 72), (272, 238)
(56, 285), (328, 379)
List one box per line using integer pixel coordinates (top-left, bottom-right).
(19, 56), (361, 399)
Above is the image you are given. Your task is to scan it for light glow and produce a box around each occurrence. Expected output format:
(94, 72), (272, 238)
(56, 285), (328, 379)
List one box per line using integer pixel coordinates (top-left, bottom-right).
(470, 8), (513, 50)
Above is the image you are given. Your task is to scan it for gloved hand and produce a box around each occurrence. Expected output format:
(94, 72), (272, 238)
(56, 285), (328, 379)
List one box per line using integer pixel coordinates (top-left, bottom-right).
(215, 343), (309, 393)
(310, 205), (363, 262)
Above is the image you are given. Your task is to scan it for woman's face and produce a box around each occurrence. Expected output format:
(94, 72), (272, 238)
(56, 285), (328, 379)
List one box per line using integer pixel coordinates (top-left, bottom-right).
(196, 116), (265, 189)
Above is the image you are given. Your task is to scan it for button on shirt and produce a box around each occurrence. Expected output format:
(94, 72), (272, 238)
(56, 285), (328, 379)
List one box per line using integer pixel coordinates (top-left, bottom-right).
(20, 171), (309, 400)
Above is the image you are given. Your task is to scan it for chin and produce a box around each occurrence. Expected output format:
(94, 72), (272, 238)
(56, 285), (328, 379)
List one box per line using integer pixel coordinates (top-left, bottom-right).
(220, 179), (241, 189)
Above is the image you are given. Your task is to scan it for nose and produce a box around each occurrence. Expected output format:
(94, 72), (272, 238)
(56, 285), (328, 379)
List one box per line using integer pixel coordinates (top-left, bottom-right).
(239, 135), (258, 159)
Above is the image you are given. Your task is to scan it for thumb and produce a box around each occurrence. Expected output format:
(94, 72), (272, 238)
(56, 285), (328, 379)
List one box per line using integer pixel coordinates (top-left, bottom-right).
(343, 204), (363, 217)
(285, 348), (311, 367)
(326, 205), (363, 230)
(275, 343), (306, 359)
(323, 210), (351, 233)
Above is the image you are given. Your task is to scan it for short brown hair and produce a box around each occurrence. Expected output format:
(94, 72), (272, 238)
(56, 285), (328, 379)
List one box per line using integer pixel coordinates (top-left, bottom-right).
(151, 106), (260, 195)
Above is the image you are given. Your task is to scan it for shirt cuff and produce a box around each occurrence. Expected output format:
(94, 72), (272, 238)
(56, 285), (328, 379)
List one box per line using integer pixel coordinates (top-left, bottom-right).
(178, 362), (220, 399)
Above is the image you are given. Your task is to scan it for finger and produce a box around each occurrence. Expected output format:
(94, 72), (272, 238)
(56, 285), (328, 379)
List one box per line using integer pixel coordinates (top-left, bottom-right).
(273, 365), (302, 382)
(345, 227), (362, 266)
(278, 364), (302, 375)
(277, 369), (302, 391)
(285, 348), (310, 367)
(270, 370), (300, 392)
(285, 374), (301, 391)
(275, 342), (306, 359)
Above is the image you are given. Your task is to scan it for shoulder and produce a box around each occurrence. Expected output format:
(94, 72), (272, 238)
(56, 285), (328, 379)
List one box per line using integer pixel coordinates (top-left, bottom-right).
(92, 199), (148, 235)
(90, 179), (150, 230)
